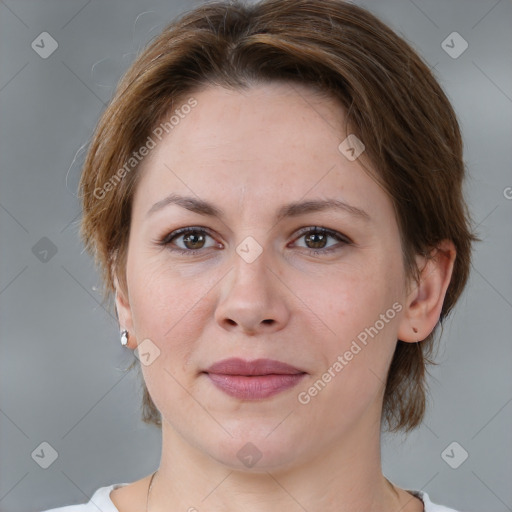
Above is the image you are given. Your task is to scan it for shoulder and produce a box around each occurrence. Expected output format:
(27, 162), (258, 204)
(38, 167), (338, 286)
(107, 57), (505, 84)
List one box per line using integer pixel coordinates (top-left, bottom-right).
(408, 489), (465, 512)
(40, 483), (129, 512)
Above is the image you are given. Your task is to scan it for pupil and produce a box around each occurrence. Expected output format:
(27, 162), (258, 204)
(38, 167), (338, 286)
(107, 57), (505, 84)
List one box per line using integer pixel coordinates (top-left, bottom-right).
(306, 232), (326, 249)
(185, 232), (204, 249)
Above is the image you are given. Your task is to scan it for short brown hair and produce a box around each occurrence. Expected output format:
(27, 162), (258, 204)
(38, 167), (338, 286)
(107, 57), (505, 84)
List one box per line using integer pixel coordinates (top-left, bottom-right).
(79, 0), (479, 433)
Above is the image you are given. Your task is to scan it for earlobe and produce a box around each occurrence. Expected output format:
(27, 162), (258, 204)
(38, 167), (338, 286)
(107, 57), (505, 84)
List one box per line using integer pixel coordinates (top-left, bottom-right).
(397, 240), (456, 343)
(114, 275), (135, 348)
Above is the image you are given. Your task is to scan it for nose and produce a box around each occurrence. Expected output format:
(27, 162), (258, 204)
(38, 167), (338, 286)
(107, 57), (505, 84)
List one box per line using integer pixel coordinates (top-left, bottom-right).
(214, 245), (291, 335)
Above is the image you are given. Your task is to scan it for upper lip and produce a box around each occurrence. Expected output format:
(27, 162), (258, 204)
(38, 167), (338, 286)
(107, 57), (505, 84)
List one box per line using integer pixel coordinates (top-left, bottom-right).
(204, 358), (305, 376)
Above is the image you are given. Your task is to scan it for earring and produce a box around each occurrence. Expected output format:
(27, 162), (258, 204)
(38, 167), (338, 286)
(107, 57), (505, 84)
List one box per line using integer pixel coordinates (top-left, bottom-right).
(120, 329), (129, 346)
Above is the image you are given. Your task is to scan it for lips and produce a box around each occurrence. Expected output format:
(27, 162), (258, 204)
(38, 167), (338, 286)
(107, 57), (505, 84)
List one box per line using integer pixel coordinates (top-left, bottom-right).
(205, 358), (304, 376)
(203, 358), (307, 400)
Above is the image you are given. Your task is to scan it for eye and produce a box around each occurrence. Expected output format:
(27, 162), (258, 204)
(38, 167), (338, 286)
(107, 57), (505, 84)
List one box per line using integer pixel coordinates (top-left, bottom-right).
(157, 227), (221, 255)
(155, 225), (351, 257)
(290, 226), (351, 255)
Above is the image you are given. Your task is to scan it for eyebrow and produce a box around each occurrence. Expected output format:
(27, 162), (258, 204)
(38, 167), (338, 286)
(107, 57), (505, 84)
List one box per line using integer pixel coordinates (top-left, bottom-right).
(146, 193), (371, 223)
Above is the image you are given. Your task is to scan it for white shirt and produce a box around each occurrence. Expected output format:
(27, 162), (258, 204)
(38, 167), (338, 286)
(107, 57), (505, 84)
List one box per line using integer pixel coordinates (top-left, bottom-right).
(40, 483), (464, 512)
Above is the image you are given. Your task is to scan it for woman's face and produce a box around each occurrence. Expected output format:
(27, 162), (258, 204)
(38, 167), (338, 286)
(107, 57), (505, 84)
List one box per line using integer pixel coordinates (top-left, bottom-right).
(120, 82), (414, 470)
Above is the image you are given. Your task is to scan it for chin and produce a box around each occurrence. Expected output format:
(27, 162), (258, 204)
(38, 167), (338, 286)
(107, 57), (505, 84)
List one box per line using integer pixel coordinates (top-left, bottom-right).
(203, 427), (308, 473)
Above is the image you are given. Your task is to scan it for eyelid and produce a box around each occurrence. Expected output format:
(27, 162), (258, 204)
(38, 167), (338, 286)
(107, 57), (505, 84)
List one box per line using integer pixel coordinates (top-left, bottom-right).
(159, 225), (351, 243)
(157, 226), (221, 255)
(155, 225), (353, 256)
(159, 226), (218, 245)
(291, 226), (352, 245)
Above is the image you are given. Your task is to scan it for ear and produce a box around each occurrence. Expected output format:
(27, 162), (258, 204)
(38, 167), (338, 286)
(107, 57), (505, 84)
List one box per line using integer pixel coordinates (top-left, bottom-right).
(397, 239), (456, 343)
(114, 274), (135, 349)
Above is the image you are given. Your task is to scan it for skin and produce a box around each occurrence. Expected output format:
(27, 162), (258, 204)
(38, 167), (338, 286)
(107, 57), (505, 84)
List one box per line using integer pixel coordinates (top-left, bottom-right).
(112, 82), (456, 512)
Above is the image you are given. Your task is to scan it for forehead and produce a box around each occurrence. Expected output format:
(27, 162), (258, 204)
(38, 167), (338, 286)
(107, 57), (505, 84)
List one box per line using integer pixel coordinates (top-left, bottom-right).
(132, 83), (391, 223)
(168, 82), (343, 164)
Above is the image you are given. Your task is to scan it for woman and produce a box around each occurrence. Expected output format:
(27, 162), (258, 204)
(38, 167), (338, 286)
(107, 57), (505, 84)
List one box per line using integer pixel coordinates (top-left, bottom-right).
(43, 0), (478, 510)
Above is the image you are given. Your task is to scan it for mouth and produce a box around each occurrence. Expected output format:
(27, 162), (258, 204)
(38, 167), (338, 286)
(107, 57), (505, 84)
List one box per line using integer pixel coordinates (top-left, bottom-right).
(203, 358), (307, 400)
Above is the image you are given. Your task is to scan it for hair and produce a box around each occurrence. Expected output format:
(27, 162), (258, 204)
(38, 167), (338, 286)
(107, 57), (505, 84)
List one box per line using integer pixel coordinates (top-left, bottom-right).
(79, 0), (479, 433)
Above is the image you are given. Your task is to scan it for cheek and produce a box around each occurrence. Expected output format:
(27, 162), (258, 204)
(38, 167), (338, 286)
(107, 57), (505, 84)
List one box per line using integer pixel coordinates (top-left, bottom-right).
(305, 258), (393, 336)
(127, 254), (218, 365)
(128, 263), (210, 412)
(304, 256), (402, 386)
(296, 288), (400, 432)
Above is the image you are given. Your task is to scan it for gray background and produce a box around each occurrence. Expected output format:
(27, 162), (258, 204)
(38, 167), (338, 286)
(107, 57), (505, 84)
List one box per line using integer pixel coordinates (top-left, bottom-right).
(0, 0), (511, 511)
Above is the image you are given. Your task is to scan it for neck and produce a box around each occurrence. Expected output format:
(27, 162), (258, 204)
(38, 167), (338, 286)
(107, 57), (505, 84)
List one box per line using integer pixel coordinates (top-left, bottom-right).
(148, 414), (405, 512)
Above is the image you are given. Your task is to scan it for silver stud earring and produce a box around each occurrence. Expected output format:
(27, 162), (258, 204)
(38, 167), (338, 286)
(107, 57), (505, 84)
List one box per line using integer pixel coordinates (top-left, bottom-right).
(120, 329), (129, 346)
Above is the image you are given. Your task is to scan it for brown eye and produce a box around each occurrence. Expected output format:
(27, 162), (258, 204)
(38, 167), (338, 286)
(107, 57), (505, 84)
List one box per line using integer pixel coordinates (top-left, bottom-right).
(160, 227), (220, 254)
(304, 230), (329, 249)
(180, 230), (207, 250)
(292, 227), (351, 255)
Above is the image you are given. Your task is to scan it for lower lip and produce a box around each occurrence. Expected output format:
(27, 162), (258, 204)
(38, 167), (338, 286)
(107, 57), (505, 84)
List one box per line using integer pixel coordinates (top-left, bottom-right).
(206, 373), (306, 399)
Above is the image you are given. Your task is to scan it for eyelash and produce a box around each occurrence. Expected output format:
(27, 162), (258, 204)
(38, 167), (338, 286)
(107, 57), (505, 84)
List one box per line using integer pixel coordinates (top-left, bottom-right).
(155, 226), (352, 257)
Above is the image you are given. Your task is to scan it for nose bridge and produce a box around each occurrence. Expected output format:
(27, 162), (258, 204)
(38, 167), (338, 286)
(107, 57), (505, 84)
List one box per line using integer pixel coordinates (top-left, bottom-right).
(230, 233), (274, 299)
(214, 232), (290, 332)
